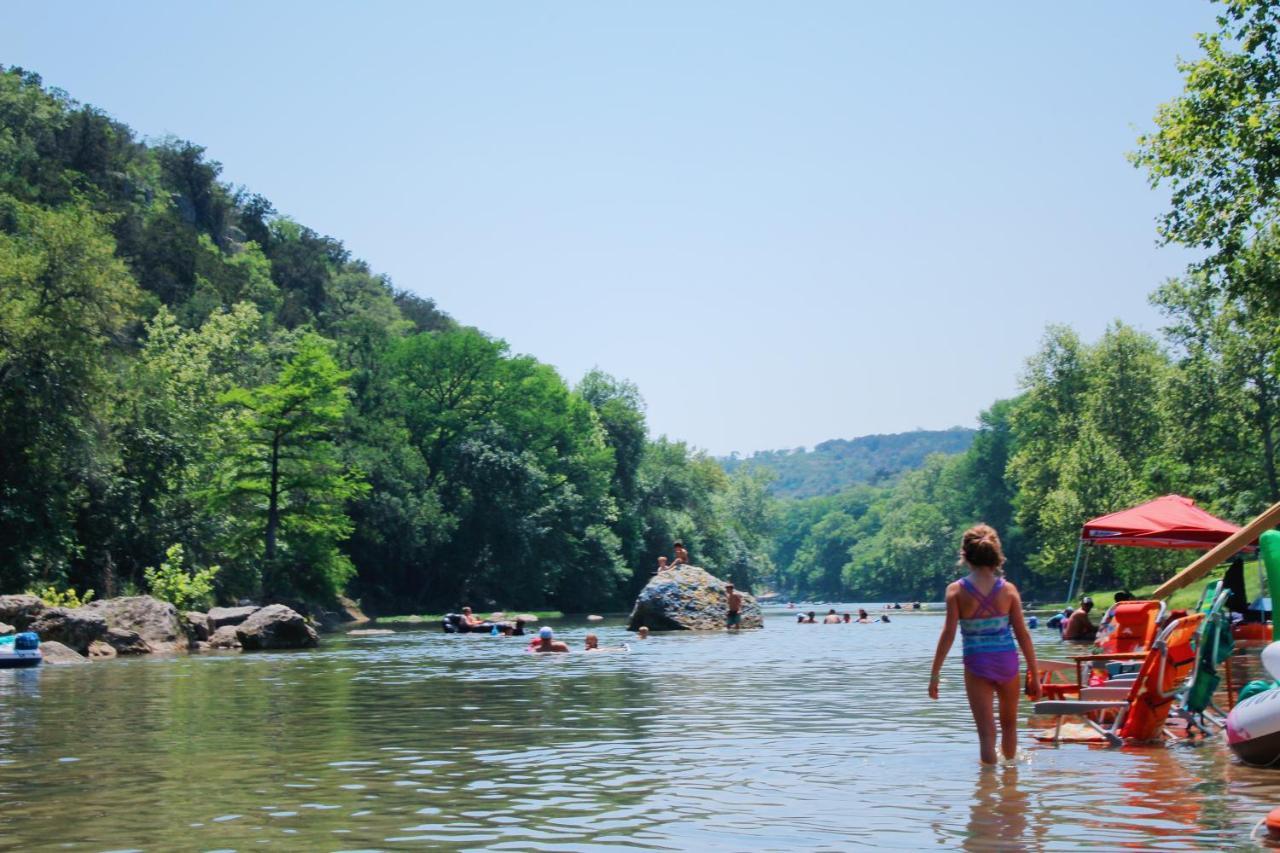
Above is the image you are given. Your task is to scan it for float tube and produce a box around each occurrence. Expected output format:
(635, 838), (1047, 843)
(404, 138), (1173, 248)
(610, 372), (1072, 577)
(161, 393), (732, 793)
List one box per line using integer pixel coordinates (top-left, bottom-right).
(0, 632), (42, 669)
(1226, 530), (1280, 764)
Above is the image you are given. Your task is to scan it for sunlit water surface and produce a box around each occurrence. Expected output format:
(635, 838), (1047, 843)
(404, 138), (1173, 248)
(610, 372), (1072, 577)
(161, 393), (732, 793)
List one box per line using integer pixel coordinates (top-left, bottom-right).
(1, 607), (1276, 850)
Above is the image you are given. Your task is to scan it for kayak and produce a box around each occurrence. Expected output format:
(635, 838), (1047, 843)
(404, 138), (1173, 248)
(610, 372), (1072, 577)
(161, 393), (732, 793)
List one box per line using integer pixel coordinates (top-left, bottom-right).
(0, 632), (42, 669)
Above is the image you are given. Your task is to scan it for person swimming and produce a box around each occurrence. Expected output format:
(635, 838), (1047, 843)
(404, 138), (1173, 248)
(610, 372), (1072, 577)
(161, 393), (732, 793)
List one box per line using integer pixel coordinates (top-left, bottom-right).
(823, 608), (841, 624)
(530, 626), (570, 653)
(857, 609), (870, 623)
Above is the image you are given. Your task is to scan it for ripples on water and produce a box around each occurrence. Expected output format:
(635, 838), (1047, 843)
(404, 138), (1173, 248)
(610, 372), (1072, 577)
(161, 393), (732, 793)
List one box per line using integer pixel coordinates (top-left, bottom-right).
(0, 609), (1275, 850)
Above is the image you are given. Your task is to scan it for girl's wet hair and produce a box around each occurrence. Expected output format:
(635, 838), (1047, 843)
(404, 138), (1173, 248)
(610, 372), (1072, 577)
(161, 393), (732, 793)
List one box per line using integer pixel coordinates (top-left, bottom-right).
(961, 523), (1005, 569)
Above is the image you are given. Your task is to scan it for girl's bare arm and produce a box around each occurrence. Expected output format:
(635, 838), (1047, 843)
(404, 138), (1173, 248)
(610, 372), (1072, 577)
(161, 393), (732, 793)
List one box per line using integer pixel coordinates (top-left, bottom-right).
(928, 585), (959, 698)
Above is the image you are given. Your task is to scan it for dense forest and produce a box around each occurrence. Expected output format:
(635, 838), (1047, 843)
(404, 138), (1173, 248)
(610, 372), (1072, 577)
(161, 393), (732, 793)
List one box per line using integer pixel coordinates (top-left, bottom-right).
(5, 1), (1280, 613)
(767, 1), (1280, 602)
(722, 428), (975, 498)
(0, 66), (775, 614)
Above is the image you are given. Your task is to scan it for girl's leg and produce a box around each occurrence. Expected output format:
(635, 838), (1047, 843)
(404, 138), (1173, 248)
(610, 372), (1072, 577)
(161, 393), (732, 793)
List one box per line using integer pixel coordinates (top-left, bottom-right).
(963, 670), (999, 765)
(995, 675), (1022, 760)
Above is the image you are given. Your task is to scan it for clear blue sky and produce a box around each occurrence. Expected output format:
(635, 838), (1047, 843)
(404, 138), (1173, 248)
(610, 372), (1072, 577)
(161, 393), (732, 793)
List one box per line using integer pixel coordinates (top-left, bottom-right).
(6, 2), (1210, 455)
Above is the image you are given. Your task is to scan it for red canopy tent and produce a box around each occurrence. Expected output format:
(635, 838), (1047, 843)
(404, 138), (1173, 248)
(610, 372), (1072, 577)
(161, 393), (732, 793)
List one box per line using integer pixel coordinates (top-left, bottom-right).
(1067, 495), (1250, 601)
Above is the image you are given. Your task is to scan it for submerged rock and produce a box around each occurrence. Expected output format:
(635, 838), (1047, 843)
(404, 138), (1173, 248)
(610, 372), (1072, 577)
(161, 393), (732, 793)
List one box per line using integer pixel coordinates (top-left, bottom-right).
(28, 607), (107, 654)
(627, 565), (764, 632)
(40, 640), (89, 665)
(207, 625), (242, 649)
(207, 605), (259, 631)
(83, 597), (185, 653)
(347, 628), (394, 636)
(236, 604), (318, 650)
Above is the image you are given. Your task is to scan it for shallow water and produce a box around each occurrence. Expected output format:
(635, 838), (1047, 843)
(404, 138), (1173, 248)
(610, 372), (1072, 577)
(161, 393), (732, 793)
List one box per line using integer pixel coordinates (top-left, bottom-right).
(0, 608), (1275, 850)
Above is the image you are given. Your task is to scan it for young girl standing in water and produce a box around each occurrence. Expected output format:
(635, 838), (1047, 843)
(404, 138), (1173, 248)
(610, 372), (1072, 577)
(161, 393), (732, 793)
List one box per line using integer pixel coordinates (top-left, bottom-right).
(928, 524), (1040, 765)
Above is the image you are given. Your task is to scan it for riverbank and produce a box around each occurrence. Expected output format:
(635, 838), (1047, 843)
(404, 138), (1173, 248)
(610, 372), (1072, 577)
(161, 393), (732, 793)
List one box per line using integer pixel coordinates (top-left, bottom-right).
(0, 594), (332, 662)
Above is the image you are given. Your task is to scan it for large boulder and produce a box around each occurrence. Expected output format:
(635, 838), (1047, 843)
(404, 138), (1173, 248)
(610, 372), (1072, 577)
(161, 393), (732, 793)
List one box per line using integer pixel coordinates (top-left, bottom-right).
(28, 607), (107, 654)
(83, 596), (185, 653)
(627, 565), (764, 632)
(236, 604), (319, 650)
(0, 594), (47, 630)
(337, 595), (370, 626)
(207, 606), (259, 631)
(40, 640), (89, 665)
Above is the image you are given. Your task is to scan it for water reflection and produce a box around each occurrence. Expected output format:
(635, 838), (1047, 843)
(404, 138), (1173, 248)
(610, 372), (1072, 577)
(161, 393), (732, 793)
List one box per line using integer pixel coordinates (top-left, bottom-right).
(0, 611), (1276, 849)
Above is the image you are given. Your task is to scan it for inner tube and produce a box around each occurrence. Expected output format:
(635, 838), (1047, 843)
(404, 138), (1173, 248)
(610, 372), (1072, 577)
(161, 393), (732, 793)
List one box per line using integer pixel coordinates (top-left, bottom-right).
(1227, 685), (1280, 765)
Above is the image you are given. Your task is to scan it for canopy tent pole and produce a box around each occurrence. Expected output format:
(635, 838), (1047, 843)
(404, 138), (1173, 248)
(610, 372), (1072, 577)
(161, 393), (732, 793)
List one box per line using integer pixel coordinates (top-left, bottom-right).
(1152, 500), (1280, 600)
(1065, 540), (1085, 604)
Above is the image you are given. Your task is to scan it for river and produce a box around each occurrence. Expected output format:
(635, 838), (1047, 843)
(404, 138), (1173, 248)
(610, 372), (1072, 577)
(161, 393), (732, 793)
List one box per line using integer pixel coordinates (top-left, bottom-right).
(0, 607), (1276, 850)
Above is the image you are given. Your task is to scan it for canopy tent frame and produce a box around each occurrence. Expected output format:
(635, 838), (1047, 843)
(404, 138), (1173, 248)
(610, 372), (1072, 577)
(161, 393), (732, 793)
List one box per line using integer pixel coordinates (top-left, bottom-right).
(1065, 495), (1256, 603)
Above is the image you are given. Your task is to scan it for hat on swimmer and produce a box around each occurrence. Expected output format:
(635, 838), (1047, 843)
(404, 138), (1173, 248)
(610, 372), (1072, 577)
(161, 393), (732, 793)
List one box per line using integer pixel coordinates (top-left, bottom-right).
(538, 626), (554, 639)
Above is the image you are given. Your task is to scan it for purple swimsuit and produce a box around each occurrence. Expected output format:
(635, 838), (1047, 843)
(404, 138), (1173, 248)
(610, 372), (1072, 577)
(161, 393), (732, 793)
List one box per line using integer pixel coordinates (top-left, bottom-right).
(958, 577), (1019, 683)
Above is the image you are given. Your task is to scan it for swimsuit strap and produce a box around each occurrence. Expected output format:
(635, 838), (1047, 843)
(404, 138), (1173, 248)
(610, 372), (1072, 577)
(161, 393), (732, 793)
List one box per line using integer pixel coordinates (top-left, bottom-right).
(960, 577), (1005, 619)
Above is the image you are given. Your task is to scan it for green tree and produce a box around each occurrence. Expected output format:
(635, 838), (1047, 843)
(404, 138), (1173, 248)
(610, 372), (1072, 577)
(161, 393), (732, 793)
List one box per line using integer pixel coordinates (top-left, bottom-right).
(212, 333), (368, 600)
(1133, 0), (1280, 267)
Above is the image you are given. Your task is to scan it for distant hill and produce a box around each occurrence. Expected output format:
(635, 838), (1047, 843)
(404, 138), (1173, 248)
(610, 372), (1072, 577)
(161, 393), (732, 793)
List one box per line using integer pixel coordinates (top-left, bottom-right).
(722, 428), (976, 498)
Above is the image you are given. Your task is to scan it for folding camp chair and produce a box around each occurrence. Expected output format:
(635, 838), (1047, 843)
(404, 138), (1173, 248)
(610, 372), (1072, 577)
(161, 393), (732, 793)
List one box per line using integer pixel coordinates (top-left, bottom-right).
(1177, 587), (1234, 733)
(1033, 613), (1205, 746)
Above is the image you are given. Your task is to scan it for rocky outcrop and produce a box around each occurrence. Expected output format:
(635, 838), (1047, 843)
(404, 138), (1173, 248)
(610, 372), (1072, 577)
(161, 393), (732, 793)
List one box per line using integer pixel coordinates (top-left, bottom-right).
(0, 594), (48, 630)
(627, 565), (764, 632)
(207, 625), (242, 649)
(207, 606), (259, 631)
(40, 640), (89, 665)
(236, 604), (319, 650)
(28, 607), (108, 654)
(83, 596), (185, 653)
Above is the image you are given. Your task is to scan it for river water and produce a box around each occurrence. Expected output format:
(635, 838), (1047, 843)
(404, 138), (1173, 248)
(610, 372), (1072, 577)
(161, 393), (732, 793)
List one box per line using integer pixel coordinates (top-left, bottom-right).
(0, 607), (1277, 850)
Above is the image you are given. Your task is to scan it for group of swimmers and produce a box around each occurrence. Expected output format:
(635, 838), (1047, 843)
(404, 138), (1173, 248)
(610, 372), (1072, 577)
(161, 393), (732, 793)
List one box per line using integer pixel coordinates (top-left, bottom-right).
(527, 625), (645, 654)
(796, 608), (890, 624)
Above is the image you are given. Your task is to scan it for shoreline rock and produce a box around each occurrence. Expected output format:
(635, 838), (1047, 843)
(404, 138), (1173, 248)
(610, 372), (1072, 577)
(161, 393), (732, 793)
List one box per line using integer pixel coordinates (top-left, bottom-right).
(40, 641), (89, 665)
(236, 604), (318, 650)
(627, 565), (764, 632)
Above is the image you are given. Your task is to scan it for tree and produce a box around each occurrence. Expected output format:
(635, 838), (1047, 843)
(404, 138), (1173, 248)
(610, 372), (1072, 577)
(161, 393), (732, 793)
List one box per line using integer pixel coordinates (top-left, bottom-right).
(1132, 0), (1280, 267)
(1155, 230), (1280, 513)
(0, 196), (140, 591)
(212, 333), (367, 600)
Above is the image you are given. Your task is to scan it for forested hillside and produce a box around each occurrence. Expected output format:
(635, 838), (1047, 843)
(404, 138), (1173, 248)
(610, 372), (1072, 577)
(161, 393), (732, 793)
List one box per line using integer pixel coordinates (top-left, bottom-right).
(721, 428), (975, 498)
(767, 3), (1280, 602)
(0, 67), (774, 613)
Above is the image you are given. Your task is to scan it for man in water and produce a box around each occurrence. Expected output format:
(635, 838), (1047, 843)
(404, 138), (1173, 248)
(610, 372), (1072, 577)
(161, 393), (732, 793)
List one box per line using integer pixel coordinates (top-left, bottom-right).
(531, 626), (569, 653)
(805, 611), (817, 623)
(823, 608), (841, 624)
(672, 541), (689, 566)
(584, 633), (600, 651)
(726, 583), (743, 630)
(1063, 597), (1097, 642)
(637, 626), (650, 639)
(459, 606), (485, 629)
